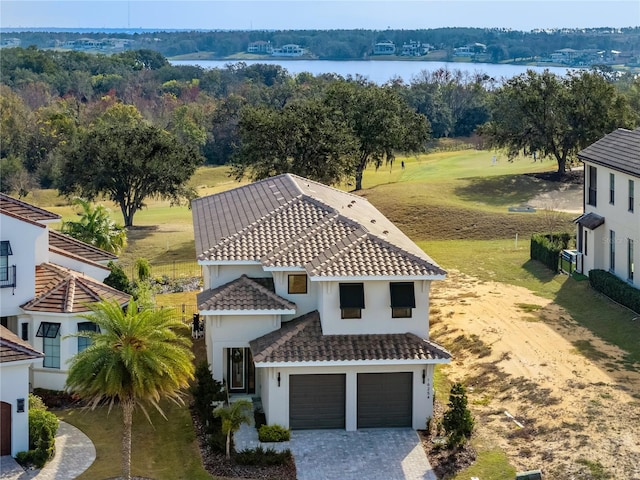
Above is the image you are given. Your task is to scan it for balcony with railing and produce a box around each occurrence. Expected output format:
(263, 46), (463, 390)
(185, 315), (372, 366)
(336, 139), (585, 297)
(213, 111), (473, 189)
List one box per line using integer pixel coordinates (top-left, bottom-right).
(0, 266), (16, 288)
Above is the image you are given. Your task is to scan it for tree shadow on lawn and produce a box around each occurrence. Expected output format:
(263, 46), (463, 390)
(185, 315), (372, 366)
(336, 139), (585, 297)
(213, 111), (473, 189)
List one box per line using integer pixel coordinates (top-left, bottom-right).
(455, 173), (571, 208)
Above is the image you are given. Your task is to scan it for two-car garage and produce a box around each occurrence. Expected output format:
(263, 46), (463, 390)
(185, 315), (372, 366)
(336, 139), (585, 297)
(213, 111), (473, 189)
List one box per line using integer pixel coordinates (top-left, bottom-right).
(289, 372), (413, 430)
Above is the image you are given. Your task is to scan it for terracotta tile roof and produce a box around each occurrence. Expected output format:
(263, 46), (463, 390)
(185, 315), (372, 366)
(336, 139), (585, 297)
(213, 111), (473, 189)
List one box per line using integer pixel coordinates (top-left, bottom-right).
(250, 311), (451, 364)
(197, 275), (296, 312)
(49, 246), (110, 272)
(49, 230), (117, 263)
(578, 128), (640, 176)
(0, 326), (44, 363)
(21, 263), (130, 313)
(193, 174), (445, 279)
(0, 193), (60, 222)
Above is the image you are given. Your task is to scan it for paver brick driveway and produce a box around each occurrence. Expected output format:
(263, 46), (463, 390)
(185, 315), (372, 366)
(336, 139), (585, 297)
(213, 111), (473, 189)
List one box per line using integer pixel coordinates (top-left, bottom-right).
(289, 428), (437, 480)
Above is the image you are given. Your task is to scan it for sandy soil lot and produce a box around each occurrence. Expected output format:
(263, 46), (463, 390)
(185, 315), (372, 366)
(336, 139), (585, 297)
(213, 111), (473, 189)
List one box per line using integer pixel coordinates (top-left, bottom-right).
(429, 270), (640, 479)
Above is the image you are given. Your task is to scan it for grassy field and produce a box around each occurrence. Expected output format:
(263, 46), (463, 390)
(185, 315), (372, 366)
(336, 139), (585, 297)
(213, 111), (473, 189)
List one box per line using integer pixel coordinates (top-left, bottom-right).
(57, 400), (212, 480)
(31, 148), (639, 479)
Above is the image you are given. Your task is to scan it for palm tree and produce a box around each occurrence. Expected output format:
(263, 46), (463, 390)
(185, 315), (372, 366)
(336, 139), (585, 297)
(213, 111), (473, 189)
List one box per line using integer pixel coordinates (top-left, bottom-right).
(214, 399), (253, 460)
(65, 298), (194, 480)
(61, 197), (127, 254)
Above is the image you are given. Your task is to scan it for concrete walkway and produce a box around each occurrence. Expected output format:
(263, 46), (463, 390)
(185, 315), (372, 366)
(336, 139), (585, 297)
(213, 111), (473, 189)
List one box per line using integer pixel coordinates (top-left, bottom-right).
(235, 423), (437, 480)
(0, 421), (95, 480)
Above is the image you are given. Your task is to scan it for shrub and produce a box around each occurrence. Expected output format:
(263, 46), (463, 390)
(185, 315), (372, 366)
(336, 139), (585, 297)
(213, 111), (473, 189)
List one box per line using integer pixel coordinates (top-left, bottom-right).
(135, 257), (151, 281)
(29, 393), (47, 411)
(443, 383), (474, 448)
(24, 408), (59, 468)
(103, 261), (132, 294)
(189, 361), (226, 425)
(530, 232), (574, 273)
(258, 424), (291, 442)
(234, 446), (293, 466)
(589, 269), (640, 313)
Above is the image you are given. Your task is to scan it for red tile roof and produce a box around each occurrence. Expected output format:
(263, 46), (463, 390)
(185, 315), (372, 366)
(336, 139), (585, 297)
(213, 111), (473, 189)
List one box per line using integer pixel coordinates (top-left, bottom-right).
(0, 193), (60, 222)
(0, 326), (44, 363)
(49, 230), (117, 263)
(21, 263), (129, 313)
(250, 311), (451, 364)
(197, 275), (296, 312)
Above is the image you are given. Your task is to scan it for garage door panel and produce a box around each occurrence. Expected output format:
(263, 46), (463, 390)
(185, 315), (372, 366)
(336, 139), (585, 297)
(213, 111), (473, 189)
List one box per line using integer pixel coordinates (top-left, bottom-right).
(358, 372), (412, 428)
(290, 374), (345, 429)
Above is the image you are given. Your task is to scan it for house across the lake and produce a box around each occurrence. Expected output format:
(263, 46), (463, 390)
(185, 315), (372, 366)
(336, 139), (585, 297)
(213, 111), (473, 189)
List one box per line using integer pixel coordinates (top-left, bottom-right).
(192, 174), (451, 431)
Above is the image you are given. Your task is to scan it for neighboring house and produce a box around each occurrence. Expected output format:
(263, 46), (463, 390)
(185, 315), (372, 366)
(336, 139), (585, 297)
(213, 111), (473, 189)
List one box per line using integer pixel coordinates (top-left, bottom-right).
(247, 40), (273, 54)
(0, 193), (129, 391)
(575, 128), (640, 285)
(454, 43), (487, 57)
(0, 325), (43, 457)
(272, 44), (304, 57)
(373, 41), (396, 55)
(192, 174), (451, 431)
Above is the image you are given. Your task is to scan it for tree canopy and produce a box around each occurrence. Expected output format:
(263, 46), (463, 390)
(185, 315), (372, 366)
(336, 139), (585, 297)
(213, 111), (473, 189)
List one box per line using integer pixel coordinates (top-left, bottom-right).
(58, 104), (203, 226)
(61, 197), (127, 254)
(231, 98), (358, 185)
(480, 69), (633, 173)
(65, 298), (194, 480)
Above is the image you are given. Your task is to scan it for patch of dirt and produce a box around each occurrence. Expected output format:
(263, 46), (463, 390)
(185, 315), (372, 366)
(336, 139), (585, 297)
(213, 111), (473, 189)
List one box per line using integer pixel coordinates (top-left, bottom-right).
(527, 169), (584, 214)
(428, 270), (640, 479)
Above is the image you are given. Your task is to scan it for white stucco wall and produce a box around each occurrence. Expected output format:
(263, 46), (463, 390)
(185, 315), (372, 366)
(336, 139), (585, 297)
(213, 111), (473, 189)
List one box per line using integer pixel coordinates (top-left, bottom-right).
(202, 263), (267, 290)
(205, 314), (281, 381)
(581, 162), (639, 287)
(0, 214), (46, 316)
(30, 313), (86, 391)
(270, 271), (318, 319)
(259, 363), (436, 431)
(48, 251), (110, 282)
(317, 280), (431, 337)
(0, 361), (32, 456)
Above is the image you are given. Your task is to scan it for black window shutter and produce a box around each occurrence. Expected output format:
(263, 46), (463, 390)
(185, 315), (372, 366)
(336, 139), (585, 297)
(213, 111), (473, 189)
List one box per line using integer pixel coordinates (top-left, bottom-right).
(339, 283), (365, 309)
(390, 282), (416, 308)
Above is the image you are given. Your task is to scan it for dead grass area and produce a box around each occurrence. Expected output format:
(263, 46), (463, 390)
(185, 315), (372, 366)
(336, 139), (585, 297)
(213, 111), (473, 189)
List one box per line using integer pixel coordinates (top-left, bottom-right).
(429, 270), (640, 479)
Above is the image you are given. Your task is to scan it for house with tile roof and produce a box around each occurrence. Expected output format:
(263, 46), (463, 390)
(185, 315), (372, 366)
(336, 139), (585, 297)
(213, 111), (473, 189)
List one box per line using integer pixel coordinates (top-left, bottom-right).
(0, 193), (129, 392)
(192, 174), (451, 431)
(0, 325), (43, 456)
(575, 128), (640, 285)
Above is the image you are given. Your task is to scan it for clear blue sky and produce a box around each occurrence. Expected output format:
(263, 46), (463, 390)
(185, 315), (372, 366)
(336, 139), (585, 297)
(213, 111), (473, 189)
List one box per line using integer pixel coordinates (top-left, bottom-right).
(1, 0), (639, 31)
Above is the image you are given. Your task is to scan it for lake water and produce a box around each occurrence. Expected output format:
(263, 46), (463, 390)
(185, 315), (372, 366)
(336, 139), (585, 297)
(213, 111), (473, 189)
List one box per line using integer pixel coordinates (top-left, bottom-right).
(170, 59), (575, 84)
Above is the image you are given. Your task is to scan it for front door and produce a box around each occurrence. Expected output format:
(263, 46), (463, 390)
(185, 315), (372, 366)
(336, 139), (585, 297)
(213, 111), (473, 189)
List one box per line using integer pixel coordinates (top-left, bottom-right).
(0, 401), (11, 456)
(227, 347), (255, 394)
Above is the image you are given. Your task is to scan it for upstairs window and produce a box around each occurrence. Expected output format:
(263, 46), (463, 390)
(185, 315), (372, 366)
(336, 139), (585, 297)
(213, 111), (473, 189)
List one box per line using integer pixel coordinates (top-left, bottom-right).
(390, 282), (416, 318)
(288, 274), (308, 294)
(0, 241), (12, 283)
(629, 180), (635, 213)
(609, 173), (615, 204)
(36, 322), (61, 369)
(339, 283), (365, 319)
(587, 166), (597, 207)
(77, 322), (100, 353)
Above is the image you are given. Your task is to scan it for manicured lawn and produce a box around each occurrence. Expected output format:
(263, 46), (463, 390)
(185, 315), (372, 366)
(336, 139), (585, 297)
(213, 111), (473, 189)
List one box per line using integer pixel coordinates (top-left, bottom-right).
(57, 400), (213, 480)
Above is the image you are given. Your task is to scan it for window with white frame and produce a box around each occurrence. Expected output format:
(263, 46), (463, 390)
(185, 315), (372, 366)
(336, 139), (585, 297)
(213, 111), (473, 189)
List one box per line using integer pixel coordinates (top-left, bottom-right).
(390, 282), (416, 318)
(339, 283), (365, 319)
(629, 180), (635, 213)
(0, 241), (12, 283)
(610, 173), (615, 204)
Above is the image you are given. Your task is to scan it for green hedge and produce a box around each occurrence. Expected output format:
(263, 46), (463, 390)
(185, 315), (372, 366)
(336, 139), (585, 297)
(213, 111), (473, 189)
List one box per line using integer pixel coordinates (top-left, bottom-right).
(589, 269), (640, 313)
(258, 424), (291, 442)
(530, 232), (574, 273)
(16, 395), (59, 469)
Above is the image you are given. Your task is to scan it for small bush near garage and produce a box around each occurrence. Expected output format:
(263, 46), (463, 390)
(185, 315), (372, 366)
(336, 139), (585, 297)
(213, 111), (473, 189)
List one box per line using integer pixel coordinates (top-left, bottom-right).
(258, 424), (291, 442)
(235, 446), (293, 466)
(530, 232), (574, 273)
(16, 394), (59, 469)
(589, 269), (640, 313)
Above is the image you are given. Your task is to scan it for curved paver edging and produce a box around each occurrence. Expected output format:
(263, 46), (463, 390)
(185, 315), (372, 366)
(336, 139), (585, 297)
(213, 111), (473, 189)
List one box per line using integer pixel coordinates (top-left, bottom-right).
(32, 420), (96, 480)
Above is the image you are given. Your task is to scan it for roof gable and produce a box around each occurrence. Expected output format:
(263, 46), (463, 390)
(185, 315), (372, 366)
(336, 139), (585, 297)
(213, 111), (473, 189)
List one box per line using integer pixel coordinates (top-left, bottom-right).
(21, 263), (129, 313)
(197, 274), (295, 312)
(578, 128), (640, 176)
